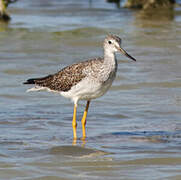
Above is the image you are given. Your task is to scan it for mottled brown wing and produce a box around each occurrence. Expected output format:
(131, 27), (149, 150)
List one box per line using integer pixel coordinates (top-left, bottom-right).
(26, 57), (104, 92)
(33, 61), (89, 92)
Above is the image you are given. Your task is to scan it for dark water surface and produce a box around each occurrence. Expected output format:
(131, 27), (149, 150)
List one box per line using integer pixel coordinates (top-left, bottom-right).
(0, 0), (181, 179)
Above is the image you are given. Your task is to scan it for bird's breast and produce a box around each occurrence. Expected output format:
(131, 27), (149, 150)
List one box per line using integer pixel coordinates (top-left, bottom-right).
(99, 61), (117, 84)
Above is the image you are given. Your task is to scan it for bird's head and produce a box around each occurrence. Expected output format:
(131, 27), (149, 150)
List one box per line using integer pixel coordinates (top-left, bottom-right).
(104, 35), (136, 61)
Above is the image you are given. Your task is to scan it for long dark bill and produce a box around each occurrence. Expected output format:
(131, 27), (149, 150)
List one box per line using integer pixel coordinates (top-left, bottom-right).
(118, 47), (136, 62)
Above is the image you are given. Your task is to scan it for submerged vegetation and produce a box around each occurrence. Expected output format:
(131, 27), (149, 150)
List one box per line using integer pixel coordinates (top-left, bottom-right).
(124, 0), (175, 9)
(124, 0), (176, 19)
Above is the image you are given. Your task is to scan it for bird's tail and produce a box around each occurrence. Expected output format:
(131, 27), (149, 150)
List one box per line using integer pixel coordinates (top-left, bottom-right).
(23, 78), (37, 84)
(23, 75), (53, 85)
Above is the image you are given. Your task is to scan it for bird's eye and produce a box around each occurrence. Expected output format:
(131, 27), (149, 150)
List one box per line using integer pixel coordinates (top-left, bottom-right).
(108, 41), (112, 44)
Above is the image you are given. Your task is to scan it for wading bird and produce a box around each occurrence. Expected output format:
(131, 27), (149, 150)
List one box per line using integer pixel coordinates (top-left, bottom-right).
(24, 35), (136, 140)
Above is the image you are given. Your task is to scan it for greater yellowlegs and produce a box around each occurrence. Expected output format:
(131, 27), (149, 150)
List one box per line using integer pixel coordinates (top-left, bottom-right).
(24, 35), (136, 140)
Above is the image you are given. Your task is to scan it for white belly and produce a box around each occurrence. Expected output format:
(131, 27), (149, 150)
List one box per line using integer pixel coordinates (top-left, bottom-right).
(60, 72), (116, 103)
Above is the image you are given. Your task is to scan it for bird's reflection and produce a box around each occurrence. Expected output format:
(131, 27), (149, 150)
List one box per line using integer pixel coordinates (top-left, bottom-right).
(72, 137), (87, 147)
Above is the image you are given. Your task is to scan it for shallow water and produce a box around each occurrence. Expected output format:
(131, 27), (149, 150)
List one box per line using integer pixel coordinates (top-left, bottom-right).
(0, 0), (181, 179)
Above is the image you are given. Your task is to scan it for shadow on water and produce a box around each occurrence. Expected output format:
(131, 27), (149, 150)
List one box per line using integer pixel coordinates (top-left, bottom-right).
(49, 145), (109, 157)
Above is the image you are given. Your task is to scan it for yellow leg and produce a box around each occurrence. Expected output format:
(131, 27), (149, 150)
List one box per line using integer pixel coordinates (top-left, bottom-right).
(81, 100), (90, 140)
(72, 104), (77, 140)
